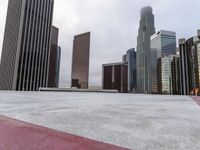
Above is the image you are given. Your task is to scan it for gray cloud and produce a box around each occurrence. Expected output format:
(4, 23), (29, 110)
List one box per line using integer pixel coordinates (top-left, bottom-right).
(0, 0), (200, 87)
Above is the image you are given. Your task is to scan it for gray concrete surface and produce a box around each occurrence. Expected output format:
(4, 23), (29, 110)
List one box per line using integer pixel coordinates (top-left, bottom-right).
(39, 88), (118, 93)
(0, 91), (200, 150)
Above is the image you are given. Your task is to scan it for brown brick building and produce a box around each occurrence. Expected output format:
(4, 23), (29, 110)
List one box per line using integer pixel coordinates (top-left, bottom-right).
(102, 62), (128, 93)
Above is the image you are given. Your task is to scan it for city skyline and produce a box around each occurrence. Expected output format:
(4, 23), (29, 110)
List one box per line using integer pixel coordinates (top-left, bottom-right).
(0, 0), (200, 87)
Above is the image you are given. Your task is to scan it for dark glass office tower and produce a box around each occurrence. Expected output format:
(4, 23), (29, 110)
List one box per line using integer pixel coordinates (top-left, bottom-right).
(136, 6), (155, 94)
(71, 32), (90, 89)
(179, 39), (189, 95)
(48, 26), (61, 88)
(171, 56), (180, 95)
(126, 48), (137, 92)
(179, 30), (200, 95)
(0, 0), (54, 91)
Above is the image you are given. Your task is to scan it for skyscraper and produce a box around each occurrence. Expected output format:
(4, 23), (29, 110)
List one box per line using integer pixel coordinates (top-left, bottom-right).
(137, 6), (155, 94)
(171, 56), (180, 95)
(157, 55), (180, 95)
(0, 0), (54, 91)
(48, 26), (61, 88)
(71, 32), (90, 89)
(179, 30), (200, 95)
(126, 48), (137, 92)
(150, 30), (176, 93)
(151, 30), (176, 57)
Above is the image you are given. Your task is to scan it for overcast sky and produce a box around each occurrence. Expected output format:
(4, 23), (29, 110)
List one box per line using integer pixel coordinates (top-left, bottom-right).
(0, 0), (200, 87)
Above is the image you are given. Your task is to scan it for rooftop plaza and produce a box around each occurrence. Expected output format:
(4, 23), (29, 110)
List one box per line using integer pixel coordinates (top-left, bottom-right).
(0, 91), (200, 150)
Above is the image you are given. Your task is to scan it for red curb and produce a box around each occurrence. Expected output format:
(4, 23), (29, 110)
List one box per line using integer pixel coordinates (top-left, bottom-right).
(190, 96), (200, 106)
(0, 116), (130, 150)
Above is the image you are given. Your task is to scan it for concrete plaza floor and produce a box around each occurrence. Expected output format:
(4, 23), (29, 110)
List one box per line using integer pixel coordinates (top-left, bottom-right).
(0, 91), (200, 150)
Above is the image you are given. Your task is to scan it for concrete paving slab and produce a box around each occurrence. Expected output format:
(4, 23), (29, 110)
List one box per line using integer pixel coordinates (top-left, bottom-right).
(0, 91), (200, 150)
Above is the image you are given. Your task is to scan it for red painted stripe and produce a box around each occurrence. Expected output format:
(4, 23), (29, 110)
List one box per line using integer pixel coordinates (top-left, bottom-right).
(191, 96), (200, 106)
(0, 116), (130, 150)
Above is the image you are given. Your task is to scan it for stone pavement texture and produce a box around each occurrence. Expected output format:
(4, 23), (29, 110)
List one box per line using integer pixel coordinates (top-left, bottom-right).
(0, 91), (200, 150)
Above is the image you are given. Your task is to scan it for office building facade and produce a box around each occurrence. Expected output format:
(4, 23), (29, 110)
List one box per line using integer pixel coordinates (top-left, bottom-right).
(157, 55), (180, 94)
(151, 30), (176, 57)
(0, 0), (54, 91)
(48, 26), (61, 88)
(137, 6), (155, 94)
(179, 30), (200, 95)
(71, 32), (90, 89)
(102, 62), (128, 93)
(150, 30), (176, 93)
(171, 56), (180, 95)
(126, 48), (137, 92)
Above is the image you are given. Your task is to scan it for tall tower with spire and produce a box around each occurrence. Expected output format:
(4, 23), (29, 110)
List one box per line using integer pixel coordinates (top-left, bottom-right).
(136, 6), (155, 93)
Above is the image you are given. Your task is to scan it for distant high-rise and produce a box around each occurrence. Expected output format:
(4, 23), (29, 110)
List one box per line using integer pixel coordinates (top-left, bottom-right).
(179, 30), (200, 95)
(48, 26), (61, 88)
(171, 56), (180, 95)
(157, 55), (180, 95)
(71, 32), (90, 89)
(126, 48), (137, 92)
(137, 6), (155, 94)
(0, 0), (54, 91)
(122, 54), (127, 62)
(151, 30), (176, 56)
(102, 62), (128, 93)
(150, 30), (176, 93)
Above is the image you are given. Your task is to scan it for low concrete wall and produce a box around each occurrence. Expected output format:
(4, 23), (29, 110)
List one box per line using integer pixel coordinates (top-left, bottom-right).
(39, 88), (119, 93)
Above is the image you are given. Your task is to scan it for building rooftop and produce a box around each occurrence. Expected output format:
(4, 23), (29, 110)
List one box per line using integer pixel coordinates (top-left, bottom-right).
(103, 62), (127, 66)
(0, 91), (200, 150)
(141, 6), (153, 15)
(150, 30), (176, 40)
(74, 32), (90, 39)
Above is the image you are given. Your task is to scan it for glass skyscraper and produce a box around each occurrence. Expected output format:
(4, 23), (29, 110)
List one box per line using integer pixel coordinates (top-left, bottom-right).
(126, 48), (137, 92)
(137, 6), (155, 94)
(157, 55), (179, 94)
(151, 30), (176, 57)
(0, 0), (54, 91)
(150, 30), (176, 93)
